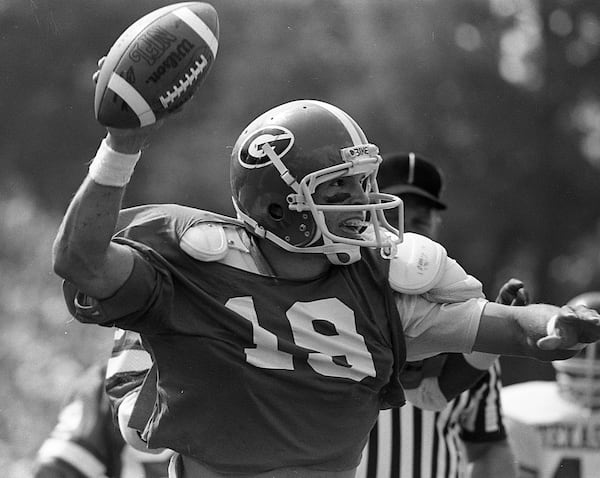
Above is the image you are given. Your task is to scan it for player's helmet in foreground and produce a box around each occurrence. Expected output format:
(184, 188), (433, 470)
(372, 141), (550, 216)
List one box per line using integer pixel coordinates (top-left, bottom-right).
(230, 100), (403, 265)
(553, 291), (600, 409)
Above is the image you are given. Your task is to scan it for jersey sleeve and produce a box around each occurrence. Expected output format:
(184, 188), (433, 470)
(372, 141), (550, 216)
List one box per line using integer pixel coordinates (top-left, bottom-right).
(33, 365), (124, 478)
(62, 247), (173, 334)
(398, 294), (486, 361)
(393, 250), (487, 361)
(105, 329), (153, 416)
(424, 256), (485, 303)
(458, 361), (508, 442)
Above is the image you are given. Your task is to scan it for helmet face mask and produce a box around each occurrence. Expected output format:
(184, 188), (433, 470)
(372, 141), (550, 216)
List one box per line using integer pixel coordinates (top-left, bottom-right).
(553, 292), (600, 409)
(554, 343), (600, 409)
(292, 151), (401, 250)
(230, 100), (402, 265)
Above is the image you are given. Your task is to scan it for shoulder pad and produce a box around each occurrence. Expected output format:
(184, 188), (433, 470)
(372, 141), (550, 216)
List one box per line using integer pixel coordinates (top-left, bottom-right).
(180, 222), (248, 262)
(388, 232), (447, 294)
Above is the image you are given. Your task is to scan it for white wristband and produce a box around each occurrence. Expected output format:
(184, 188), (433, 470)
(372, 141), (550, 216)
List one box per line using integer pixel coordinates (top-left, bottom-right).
(88, 138), (141, 187)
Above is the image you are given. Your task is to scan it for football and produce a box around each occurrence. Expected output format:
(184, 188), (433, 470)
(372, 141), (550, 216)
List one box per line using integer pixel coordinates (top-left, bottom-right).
(94, 2), (219, 128)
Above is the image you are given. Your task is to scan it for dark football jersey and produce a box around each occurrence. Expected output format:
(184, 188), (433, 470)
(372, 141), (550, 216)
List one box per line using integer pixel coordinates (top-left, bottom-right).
(64, 204), (406, 474)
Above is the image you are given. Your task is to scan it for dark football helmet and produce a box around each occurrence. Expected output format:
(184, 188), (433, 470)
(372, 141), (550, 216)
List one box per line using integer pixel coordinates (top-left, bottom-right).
(553, 291), (600, 409)
(230, 100), (402, 265)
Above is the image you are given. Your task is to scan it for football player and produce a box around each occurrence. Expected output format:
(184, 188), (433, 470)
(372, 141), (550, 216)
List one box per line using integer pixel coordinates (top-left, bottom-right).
(31, 359), (171, 478)
(357, 153), (518, 478)
(502, 292), (600, 478)
(53, 96), (600, 478)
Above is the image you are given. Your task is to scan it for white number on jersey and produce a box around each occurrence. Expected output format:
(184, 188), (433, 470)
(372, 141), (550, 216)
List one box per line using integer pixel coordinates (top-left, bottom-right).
(225, 296), (376, 381)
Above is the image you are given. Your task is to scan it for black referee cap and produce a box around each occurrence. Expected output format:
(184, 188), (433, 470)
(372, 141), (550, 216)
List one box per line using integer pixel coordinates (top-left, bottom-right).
(377, 152), (447, 210)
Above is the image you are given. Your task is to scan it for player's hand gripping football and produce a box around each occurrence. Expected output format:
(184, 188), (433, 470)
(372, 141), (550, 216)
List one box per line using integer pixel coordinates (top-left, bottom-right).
(93, 57), (163, 154)
(537, 304), (600, 350)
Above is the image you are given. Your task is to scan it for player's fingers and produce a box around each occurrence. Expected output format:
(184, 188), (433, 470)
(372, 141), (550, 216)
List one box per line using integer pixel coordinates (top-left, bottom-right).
(511, 288), (529, 306)
(537, 306), (600, 350)
(93, 57), (107, 85)
(568, 305), (600, 343)
(571, 304), (600, 320)
(536, 334), (564, 350)
(536, 309), (578, 350)
(496, 278), (524, 304)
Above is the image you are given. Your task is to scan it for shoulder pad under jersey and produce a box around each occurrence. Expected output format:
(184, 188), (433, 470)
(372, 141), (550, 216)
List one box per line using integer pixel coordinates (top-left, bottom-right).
(180, 222), (248, 262)
(388, 232), (447, 294)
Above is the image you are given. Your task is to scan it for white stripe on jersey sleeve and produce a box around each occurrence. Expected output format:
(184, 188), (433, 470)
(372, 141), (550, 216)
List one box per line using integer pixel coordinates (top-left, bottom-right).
(106, 349), (153, 379)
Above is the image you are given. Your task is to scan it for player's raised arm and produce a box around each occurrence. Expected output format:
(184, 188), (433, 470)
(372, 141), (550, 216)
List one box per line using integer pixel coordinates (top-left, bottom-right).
(52, 126), (155, 299)
(53, 2), (219, 299)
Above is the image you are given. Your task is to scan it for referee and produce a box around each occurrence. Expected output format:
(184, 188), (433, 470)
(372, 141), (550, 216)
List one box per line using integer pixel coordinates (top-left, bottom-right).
(357, 153), (517, 478)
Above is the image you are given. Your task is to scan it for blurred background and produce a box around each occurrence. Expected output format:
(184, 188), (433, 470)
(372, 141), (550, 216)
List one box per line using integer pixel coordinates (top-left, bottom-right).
(2, 0), (600, 475)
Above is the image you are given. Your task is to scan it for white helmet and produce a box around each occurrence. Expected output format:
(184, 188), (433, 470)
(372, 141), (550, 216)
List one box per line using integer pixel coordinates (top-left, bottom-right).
(553, 292), (600, 409)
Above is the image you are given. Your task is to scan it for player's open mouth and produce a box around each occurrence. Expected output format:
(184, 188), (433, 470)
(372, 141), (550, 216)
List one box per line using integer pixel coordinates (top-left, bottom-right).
(339, 218), (368, 235)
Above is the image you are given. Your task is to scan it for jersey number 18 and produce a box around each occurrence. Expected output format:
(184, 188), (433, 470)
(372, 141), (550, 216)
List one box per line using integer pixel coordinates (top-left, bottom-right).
(226, 296), (376, 381)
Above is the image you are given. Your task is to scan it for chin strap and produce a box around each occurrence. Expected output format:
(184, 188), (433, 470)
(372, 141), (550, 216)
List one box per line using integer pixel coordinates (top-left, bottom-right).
(232, 200), (362, 264)
(320, 235), (360, 265)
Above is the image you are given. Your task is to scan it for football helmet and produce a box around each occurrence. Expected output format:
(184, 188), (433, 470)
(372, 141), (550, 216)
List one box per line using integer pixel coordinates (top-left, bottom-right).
(553, 291), (600, 409)
(230, 100), (403, 265)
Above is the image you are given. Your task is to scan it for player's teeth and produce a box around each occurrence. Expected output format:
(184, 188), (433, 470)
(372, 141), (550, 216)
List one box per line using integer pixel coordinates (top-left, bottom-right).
(343, 219), (366, 228)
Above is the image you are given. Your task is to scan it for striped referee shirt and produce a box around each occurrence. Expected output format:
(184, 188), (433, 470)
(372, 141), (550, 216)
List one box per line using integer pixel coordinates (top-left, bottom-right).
(356, 362), (506, 478)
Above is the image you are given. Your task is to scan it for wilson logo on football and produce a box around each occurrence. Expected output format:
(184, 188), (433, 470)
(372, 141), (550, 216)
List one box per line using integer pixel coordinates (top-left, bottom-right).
(238, 127), (294, 169)
(146, 39), (196, 85)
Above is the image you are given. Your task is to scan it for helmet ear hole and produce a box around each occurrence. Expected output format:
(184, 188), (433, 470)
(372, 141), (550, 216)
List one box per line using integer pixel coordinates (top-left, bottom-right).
(268, 203), (284, 221)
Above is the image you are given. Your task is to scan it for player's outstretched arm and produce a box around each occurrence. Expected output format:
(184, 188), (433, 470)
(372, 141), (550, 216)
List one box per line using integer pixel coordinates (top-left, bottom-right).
(474, 301), (600, 360)
(52, 125), (159, 299)
(404, 279), (530, 410)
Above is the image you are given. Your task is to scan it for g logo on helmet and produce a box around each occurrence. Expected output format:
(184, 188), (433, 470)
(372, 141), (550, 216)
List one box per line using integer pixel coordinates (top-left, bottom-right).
(238, 127), (294, 169)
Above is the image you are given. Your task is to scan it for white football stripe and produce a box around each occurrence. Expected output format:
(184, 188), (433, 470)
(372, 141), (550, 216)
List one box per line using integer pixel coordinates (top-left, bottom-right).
(107, 73), (156, 127)
(119, 4), (178, 42)
(174, 7), (218, 57)
(306, 100), (367, 145)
